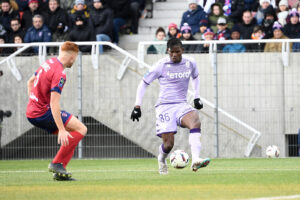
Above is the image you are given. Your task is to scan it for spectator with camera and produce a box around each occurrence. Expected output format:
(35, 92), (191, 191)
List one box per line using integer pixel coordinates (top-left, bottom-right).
(24, 14), (52, 53)
(89, 0), (113, 54)
(44, 0), (70, 34)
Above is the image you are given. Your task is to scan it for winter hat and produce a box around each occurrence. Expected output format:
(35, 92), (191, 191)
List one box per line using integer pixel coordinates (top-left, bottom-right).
(272, 21), (283, 31)
(203, 28), (214, 36)
(289, 8), (300, 17)
(217, 17), (227, 25)
(168, 23), (177, 30)
(260, 0), (270, 5)
(231, 25), (240, 33)
(199, 19), (208, 27)
(279, 0), (288, 7)
(188, 0), (197, 5)
(75, 0), (85, 5)
(28, 0), (38, 5)
(181, 23), (192, 33)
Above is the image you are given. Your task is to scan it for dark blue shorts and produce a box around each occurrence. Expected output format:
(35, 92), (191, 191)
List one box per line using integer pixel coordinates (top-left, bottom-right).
(27, 109), (72, 133)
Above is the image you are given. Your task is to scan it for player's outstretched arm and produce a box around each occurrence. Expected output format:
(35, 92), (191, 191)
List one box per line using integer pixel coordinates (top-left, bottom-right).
(130, 81), (148, 122)
(27, 75), (35, 97)
(50, 92), (73, 146)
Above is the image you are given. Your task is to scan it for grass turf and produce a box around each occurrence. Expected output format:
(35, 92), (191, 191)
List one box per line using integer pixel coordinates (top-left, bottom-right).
(0, 158), (300, 200)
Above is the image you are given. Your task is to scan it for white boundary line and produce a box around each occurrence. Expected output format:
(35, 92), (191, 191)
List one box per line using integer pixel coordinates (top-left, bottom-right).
(1, 168), (300, 174)
(243, 195), (300, 200)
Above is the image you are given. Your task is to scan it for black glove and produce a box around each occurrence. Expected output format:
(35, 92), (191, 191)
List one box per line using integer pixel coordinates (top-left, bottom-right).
(130, 107), (141, 122)
(194, 98), (203, 110)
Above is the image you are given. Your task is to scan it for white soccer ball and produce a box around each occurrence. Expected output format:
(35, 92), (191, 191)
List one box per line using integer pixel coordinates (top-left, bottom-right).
(266, 145), (280, 158)
(170, 150), (189, 169)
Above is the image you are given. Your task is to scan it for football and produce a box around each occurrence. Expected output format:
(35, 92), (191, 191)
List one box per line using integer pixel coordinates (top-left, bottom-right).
(170, 150), (189, 168)
(266, 145), (280, 158)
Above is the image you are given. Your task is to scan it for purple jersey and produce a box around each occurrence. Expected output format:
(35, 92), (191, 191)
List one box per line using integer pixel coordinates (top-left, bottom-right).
(143, 56), (199, 106)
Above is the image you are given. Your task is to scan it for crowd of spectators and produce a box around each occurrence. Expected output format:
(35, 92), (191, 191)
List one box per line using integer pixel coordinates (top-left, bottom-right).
(0, 0), (300, 55)
(147, 0), (300, 54)
(0, 0), (147, 54)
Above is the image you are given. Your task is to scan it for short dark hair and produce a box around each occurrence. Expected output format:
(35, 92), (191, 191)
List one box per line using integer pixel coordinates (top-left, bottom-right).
(167, 38), (182, 49)
(155, 27), (165, 35)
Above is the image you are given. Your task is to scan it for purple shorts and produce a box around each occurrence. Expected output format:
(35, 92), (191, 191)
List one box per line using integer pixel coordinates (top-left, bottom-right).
(155, 102), (196, 137)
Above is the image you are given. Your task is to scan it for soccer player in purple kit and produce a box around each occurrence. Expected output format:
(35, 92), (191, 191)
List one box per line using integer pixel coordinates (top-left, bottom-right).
(131, 38), (210, 175)
(26, 41), (87, 181)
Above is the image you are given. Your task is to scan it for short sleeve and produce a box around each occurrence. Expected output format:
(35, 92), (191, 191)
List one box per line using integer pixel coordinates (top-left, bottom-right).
(50, 71), (66, 94)
(142, 61), (162, 85)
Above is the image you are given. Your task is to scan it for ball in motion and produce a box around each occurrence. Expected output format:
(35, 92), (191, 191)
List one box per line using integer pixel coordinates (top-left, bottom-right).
(170, 150), (189, 168)
(266, 145), (280, 158)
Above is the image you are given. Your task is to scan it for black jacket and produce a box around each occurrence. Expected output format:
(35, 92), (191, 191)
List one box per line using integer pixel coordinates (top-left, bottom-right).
(215, 0), (244, 23)
(0, 8), (19, 31)
(108, 0), (130, 19)
(89, 6), (113, 38)
(69, 24), (94, 52)
(283, 23), (300, 39)
(44, 7), (70, 33)
(22, 8), (45, 31)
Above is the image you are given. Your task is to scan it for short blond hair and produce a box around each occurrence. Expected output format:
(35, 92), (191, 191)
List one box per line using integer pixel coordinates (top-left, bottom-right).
(61, 41), (79, 53)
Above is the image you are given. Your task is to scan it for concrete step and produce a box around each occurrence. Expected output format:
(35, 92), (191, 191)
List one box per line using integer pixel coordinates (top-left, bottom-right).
(154, 2), (188, 10)
(138, 26), (168, 34)
(152, 9), (184, 18)
(139, 18), (181, 27)
(119, 34), (154, 50)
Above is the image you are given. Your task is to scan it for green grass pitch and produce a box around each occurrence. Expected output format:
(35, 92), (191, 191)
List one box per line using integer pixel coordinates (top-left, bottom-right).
(0, 158), (300, 200)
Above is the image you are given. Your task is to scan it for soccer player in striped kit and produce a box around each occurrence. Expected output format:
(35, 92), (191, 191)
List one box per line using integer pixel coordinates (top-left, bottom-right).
(131, 38), (210, 175)
(26, 41), (87, 181)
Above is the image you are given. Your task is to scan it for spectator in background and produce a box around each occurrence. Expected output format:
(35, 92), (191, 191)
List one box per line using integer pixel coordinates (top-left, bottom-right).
(264, 21), (291, 52)
(89, 0), (113, 54)
(15, 0), (29, 11)
(244, 0), (259, 12)
(45, 0), (70, 34)
(180, 0), (208, 35)
(24, 14), (52, 53)
(0, 24), (8, 42)
(295, 1), (300, 12)
(283, 8), (300, 38)
(197, 0), (215, 14)
(22, 0), (44, 30)
(198, 27), (215, 53)
(108, 0), (130, 44)
(250, 25), (265, 51)
(277, 0), (289, 26)
(194, 19), (208, 40)
(130, 0), (145, 34)
(238, 10), (257, 49)
(59, 0), (74, 11)
(0, 0), (19, 31)
(49, 22), (69, 54)
(262, 11), (277, 38)
(215, 0), (244, 24)
(167, 22), (180, 39)
(256, 0), (276, 25)
(69, 15), (94, 52)
(13, 34), (34, 54)
(8, 18), (25, 43)
(208, 3), (233, 33)
(180, 23), (200, 53)
(291, 0), (299, 9)
(70, 0), (90, 28)
(147, 27), (167, 54)
(0, 34), (12, 55)
(223, 25), (246, 53)
(216, 17), (231, 40)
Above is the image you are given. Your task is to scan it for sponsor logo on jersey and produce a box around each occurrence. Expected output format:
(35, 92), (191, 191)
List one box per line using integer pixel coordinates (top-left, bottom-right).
(58, 78), (65, 88)
(30, 92), (38, 102)
(185, 61), (190, 68)
(41, 62), (50, 72)
(167, 70), (191, 79)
